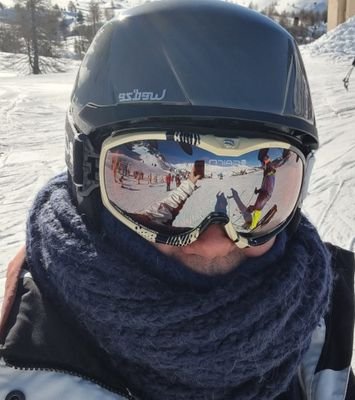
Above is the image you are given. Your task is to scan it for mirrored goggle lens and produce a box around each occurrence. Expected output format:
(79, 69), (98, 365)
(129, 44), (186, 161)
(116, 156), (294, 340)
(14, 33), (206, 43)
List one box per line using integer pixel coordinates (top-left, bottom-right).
(103, 139), (303, 238)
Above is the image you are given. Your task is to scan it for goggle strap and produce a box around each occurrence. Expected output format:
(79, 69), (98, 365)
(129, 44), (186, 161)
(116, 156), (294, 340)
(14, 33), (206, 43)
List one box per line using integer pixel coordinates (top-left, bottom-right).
(66, 113), (99, 197)
(75, 135), (100, 196)
(299, 152), (315, 205)
(224, 222), (249, 248)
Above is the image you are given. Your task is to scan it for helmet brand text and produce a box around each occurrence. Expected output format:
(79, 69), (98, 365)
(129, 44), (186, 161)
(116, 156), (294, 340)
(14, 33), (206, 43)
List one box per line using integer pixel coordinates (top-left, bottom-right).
(118, 89), (167, 102)
(209, 159), (246, 167)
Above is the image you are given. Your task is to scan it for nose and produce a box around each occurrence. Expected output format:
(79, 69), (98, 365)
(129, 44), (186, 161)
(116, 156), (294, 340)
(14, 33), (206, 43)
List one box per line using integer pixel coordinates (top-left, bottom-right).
(182, 224), (238, 258)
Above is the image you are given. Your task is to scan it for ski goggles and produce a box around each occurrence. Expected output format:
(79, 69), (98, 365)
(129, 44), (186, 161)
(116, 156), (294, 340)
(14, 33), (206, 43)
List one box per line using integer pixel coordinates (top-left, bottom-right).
(99, 129), (311, 247)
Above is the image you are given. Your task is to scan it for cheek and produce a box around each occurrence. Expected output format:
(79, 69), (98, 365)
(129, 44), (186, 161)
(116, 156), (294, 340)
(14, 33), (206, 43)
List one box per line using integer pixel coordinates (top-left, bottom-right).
(243, 236), (276, 258)
(152, 242), (176, 257)
(154, 236), (276, 259)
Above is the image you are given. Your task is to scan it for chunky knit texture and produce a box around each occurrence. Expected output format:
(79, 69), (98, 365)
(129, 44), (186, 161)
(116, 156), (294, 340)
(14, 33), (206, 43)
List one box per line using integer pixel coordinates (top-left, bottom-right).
(26, 174), (333, 400)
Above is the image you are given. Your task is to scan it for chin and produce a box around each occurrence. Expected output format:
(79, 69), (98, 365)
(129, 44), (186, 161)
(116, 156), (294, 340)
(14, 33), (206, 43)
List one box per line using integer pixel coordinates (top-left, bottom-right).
(180, 253), (247, 275)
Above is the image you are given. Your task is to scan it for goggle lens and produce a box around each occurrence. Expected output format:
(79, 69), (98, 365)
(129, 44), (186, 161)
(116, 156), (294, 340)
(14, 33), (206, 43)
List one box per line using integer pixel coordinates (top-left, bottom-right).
(102, 138), (303, 241)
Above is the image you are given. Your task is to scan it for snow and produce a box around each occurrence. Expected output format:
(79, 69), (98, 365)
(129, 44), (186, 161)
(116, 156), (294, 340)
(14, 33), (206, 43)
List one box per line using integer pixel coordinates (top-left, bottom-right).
(306, 15), (355, 60)
(0, 10), (354, 367)
(0, 0), (328, 12)
(0, 0), (327, 16)
(0, 53), (79, 275)
(301, 52), (355, 250)
(0, 51), (81, 75)
(236, 0), (327, 13)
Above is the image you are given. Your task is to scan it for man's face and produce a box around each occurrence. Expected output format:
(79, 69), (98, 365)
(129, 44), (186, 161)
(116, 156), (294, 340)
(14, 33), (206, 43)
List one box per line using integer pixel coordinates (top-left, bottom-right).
(154, 224), (275, 275)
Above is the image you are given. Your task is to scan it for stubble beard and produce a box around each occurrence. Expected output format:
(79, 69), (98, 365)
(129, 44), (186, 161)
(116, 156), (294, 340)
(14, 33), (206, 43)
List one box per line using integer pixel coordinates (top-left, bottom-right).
(167, 249), (247, 275)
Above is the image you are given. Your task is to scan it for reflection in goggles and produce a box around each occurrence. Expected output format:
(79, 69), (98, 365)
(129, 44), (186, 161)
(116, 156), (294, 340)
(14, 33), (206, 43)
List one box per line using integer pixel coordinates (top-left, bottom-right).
(104, 140), (303, 237)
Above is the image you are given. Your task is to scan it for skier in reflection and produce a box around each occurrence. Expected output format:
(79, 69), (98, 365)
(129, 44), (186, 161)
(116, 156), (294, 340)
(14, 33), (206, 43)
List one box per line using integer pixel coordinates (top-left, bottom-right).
(246, 149), (290, 230)
(165, 173), (172, 191)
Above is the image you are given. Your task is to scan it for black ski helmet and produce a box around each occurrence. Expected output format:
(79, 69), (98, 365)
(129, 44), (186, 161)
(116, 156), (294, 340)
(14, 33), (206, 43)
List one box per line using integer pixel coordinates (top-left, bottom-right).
(66, 0), (317, 229)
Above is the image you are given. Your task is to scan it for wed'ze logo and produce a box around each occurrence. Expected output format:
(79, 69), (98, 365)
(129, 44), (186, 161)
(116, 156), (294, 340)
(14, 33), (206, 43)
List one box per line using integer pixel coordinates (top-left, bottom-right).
(118, 89), (167, 102)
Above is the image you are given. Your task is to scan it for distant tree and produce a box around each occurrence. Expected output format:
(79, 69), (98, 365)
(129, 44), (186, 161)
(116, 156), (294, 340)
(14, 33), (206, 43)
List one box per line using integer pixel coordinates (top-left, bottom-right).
(248, 2), (258, 11)
(88, 0), (101, 36)
(76, 9), (84, 23)
(74, 35), (89, 58)
(59, 16), (69, 37)
(0, 22), (22, 53)
(0, 2), (5, 9)
(278, 11), (289, 29)
(261, 1), (278, 18)
(14, 0), (62, 73)
(67, 0), (76, 12)
(40, 7), (62, 56)
(15, 0), (41, 74)
(294, 9), (323, 28)
(287, 22), (309, 44)
(104, 7), (114, 21)
(73, 23), (94, 50)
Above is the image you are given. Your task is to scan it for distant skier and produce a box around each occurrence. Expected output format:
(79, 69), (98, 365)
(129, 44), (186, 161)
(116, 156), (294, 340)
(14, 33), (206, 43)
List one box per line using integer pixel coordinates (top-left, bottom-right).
(343, 57), (355, 90)
(175, 174), (181, 187)
(111, 153), (119, 182)
(165, 173), (172, 191)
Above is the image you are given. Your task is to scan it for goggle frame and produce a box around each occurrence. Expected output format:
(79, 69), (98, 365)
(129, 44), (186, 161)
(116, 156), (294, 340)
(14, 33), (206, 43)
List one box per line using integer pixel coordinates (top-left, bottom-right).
(99, 129), (312, 248)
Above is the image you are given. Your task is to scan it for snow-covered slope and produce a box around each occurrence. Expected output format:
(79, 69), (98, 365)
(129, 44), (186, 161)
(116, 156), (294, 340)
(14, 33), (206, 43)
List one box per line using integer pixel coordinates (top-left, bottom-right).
(306, 15), (355, 60)
(301, 53), (355, 250)
(0, 53), (78, 274)
(0, 51), (80, 75)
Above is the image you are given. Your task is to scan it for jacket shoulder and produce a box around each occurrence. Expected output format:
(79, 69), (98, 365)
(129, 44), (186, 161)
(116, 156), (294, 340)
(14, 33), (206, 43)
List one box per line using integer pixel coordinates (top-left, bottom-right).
(316, 244), (354, 399)
(321, 243), (354, 371)
(0, 271), (134, 399)
(297, 244), (355, 400)
(326, 243), (355, 277)
(0, 361), (126, 400)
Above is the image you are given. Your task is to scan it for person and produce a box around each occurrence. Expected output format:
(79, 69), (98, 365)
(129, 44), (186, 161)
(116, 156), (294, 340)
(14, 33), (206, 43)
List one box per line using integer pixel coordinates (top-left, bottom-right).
(131, 166), (201, 228)
(175, 174), (181, 187)
(0, 2), (354, 400)
(246, 149), (290, 230)
(165, 173), (172, 191)
(343, 56), (355, 90)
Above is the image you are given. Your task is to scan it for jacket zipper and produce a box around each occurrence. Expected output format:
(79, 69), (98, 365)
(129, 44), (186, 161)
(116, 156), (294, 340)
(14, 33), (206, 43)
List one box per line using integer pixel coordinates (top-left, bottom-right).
(2, 358), (138, 400)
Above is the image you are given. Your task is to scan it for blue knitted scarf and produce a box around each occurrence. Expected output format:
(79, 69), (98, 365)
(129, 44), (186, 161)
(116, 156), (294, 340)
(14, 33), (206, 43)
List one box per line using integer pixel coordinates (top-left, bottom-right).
(26, 174), (333, 400)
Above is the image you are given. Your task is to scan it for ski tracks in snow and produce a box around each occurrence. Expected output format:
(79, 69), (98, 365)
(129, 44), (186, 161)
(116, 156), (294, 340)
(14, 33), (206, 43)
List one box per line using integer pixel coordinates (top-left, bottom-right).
(0, 72), (76, 287)
(302, 51), (355, 250)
